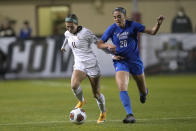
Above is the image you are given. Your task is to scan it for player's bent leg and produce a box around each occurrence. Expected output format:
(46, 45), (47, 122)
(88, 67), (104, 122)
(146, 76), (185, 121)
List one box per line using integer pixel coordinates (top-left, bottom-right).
(88, 76), (106, 123)
(71, 70), (87, 108)
(133, 73), (148, 103)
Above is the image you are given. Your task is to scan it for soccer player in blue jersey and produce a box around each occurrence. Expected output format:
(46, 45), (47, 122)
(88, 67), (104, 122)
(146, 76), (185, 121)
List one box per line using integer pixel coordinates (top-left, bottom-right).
(97, 7), (165, 123)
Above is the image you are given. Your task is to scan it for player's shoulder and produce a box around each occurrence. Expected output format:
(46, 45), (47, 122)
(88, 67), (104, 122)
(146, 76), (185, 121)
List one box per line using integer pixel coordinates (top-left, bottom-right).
(110, 23), (117, 29)
(124, 20), (134, 27)
(82, 27), (92, 33)
(64, 31), (70, 37)
(105, 23), (116, 32)
(126, 20), (133, 24)
(131, 20), (143, 26)
(80, 27), (94, 36)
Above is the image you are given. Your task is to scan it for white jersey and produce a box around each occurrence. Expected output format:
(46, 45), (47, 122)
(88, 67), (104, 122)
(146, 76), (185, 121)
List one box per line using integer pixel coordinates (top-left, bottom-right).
(63, 27), (99, 69)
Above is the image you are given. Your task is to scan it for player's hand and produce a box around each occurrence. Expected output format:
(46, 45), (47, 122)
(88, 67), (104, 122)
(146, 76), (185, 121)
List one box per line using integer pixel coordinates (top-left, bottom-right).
(157, 15), (165, 25)
(112, 55), (124, 60)
(61, 48), (66, 52)
(107, 44), (116, 53)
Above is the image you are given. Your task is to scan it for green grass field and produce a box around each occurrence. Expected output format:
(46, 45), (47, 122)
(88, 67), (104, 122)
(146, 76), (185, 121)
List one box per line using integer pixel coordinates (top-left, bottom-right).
(0, 74), (196, 131)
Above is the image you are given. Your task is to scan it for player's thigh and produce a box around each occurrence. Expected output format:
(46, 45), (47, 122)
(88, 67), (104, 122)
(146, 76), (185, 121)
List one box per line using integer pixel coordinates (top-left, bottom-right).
(86, 64), (101, 89)
(115, 71), (130, 91)
(132, 73), (146, 88)
(71, 70), (87, 89)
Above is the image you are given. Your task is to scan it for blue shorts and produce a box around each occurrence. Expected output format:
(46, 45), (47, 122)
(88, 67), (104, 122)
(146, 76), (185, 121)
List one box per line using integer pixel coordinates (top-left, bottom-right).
(113, 60), (144, 75)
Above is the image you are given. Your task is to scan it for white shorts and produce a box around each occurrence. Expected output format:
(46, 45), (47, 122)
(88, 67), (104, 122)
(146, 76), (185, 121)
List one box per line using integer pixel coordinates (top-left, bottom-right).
(73, 63), (101, 78)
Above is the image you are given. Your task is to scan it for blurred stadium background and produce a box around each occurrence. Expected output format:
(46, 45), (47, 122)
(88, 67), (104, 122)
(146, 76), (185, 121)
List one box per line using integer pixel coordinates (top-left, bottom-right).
(0, 0), (196, 130)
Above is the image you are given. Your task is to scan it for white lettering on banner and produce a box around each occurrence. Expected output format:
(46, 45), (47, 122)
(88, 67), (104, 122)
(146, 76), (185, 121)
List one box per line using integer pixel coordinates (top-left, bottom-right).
(0, 38), (16, 53)
(32, 45), (42, 69)
(11, 41), (31, 72)
(42, 38), (55, 75)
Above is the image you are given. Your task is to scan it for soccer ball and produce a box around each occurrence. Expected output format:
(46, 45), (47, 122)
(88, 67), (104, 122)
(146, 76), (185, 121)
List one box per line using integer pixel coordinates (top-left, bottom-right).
(69, 108), (87, 124)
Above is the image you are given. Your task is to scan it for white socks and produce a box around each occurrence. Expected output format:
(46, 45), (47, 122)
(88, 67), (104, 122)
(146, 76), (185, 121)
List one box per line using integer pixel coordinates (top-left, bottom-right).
(72, 87), (106, 113)
(72, 86), (84, 102)
(96, 93), (106, 113)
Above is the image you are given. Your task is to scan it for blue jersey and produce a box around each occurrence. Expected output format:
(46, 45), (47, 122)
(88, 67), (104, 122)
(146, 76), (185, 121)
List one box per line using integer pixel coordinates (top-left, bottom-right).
(101, 20), (145, 64)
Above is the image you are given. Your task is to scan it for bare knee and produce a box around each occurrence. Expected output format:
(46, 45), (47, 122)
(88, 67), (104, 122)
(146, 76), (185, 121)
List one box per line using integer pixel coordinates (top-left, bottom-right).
(71, 81), (80, 90)
(117, 82), (128, 91)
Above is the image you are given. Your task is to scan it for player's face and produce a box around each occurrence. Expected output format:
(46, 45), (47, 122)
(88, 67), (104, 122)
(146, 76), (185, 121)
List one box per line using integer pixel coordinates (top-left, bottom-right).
(113, 11), (126, 27)
(65, 22), (78, 34)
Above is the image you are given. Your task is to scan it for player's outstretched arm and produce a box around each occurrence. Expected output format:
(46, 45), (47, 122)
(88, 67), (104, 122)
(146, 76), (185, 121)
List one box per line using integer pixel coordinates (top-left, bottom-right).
(143, 15), (165, 35)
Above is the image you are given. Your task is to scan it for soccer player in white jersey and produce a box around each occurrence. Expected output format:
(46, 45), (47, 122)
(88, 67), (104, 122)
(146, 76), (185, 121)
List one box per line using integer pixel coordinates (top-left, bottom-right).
(61, 14), (106, 123)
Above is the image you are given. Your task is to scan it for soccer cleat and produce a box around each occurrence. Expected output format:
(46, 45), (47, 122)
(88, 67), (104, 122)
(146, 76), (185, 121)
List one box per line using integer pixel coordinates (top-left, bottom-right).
(123, 114), (136, 123)
(140, 88), (148, 104)
(97, 112), (106, 123)
(75, 100), (86, 108)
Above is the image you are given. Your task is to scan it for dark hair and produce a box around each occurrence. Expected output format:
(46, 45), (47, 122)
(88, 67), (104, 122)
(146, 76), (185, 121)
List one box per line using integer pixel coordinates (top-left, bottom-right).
(113, 7), (126, 16)
(65, 14), (78, 24)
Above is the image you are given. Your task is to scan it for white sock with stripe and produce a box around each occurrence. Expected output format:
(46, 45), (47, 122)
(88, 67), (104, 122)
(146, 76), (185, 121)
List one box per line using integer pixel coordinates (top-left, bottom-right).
(72, 86), (84, 102)
(96, 93), (106, 113)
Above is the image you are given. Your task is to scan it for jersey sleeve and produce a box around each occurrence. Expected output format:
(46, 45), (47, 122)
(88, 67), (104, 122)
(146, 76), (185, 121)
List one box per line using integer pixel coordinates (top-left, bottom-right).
(61, 32), (68, 49)
(133, 21), (145, 32)
(61, 37), (68, 49)
(101, 25), (114, 42)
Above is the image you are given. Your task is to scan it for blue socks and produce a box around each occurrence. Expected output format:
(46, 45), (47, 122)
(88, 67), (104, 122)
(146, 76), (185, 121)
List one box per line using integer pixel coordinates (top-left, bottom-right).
(120, 91), (133, 115)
